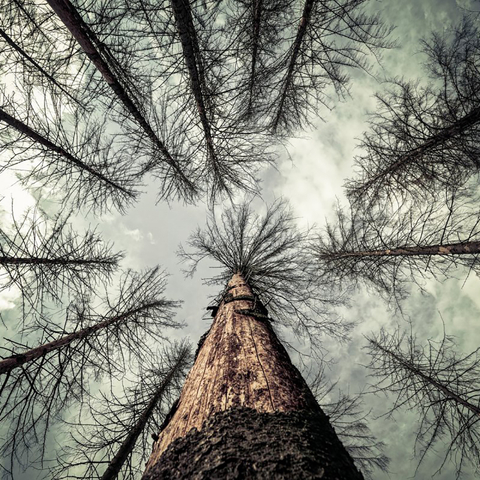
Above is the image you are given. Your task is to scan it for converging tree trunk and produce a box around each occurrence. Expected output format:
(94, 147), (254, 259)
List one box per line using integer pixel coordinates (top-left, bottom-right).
(45, 0), (194, 194)
(142, 273), (362, 479)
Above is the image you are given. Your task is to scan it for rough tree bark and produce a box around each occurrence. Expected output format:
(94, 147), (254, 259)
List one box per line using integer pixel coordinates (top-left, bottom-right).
(142, 273), (363, 479)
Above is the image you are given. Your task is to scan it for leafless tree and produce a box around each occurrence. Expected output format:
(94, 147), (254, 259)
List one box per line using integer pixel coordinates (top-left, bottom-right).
(366, 327), (480, 478)
(265, 0), (393, 134)
(50, 341), (192, 480)
(346, 16), (480, 205)
(179, 199), (352, 347)
(310, 367), (389, 479)
(0, 267), (181, 478)
(222, 0), (294, 122)
(309, 190), (480, 306)
(0, 209), (122, 316)
(0, 90), (140, 212)
(0, 0), (86, 107)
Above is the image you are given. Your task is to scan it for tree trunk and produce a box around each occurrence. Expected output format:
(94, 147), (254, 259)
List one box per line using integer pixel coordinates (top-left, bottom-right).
(0, 302), (161, 375)
(322, 240), (480, 258)
(45, 0), (192, 188)
(0, 256), (116, 266)
(0, 108), (131, 195)
(354, 105), (480, 196)
(142, 273), (363, 479)
(170, 0), (218, 171)
(271, 0), (313, 132)
(100, 346), (189, 480)
(246, 0), (263, 116)
(371, 339), (480, 417)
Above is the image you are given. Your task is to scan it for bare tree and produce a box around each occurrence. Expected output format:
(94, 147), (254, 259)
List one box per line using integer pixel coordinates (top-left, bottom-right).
(179, 198), (352, 346)
(0, 209), (122, 315)
(266, 0), (393, 134)
(346, 17), (480, 205)
(0, 0), (86, 107)
(142, 273), (363, 479)
(222, 0), (294, 121)
(310, 367), (390, 479)
(0, 267), (181, 478)
(366, 327), (480, 478)
(51, 341), (192, 480)
(0, 91), (140, 212)
(309, 191), (480, 305)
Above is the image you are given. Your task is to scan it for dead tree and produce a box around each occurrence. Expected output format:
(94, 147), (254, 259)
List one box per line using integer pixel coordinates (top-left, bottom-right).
(222, 0), (294, 121)
(42, 0), (197, 202)
(51, 341), (192, 480)
(0, 267), (181, 477)
(310, 367), (389, 479)
(0, 92), (139, 212)
(309, 192), (480, 305)
(0, 210), (122, 315)
(142, 273), (363, 479)
(346, 17), (480, 205)
(266, 0), (393, 134)
(366, 327), (480, 478)
(179, 198), (352, 347)
(0, 0), (86, 107)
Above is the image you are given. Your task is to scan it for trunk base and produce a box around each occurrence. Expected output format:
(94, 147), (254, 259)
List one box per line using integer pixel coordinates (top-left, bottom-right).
(142, 407), (363, 479)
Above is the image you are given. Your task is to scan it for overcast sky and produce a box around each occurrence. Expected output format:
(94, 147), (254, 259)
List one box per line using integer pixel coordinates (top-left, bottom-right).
(1, 0), (480, 478)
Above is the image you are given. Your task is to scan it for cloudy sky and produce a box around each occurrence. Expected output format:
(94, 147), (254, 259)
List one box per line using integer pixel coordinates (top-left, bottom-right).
(1, 0), (480, 478)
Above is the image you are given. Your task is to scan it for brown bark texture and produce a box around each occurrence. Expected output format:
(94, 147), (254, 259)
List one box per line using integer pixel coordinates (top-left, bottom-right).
(142, 273), (363, 479)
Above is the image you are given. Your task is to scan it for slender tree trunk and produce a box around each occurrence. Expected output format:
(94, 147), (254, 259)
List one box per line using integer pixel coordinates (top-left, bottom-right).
(170, 0), (220, 175)
(371, 340), (480, 416)
(246, 0), (263, 116)
(354, 106), (480, 196)
(100, 347), (189, 480)
(142, 273), (363, 479)
(0, 108), (132, 195)
(0, 256), (115, 266)
(0, 302), (161, 375)
(45, 0), (192, 188)
(322, 240), (480, 258)
(0, 27), (82, 105)
(271, 0), (313, 132)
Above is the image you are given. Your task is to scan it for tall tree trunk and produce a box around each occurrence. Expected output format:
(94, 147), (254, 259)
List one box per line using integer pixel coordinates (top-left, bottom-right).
(0, 256), (116, 266)
(271, 0), (313, 132)
(142, 273), (363, 479)
(45, 0), (193, 189)
(246, 0), (263, 117)
(0, 108), (132, 195)
(170, 0), (226, 189)
(0, 302), (161, 375)
(100, 346), (190, 480)
(322, 240), (480, 258)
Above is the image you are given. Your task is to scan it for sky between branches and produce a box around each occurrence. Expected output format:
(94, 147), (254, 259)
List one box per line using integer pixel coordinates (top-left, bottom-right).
(1, 0), (480, 479)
